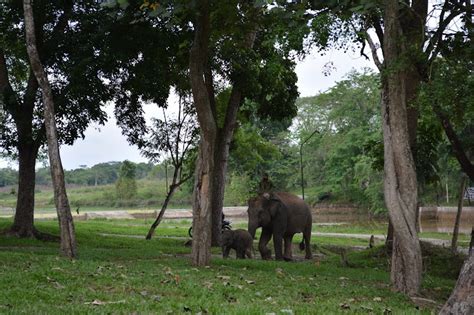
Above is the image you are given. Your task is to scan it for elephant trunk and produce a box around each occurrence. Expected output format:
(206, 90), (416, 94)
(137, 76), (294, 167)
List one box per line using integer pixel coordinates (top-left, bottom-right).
(248, 223), (257, 240)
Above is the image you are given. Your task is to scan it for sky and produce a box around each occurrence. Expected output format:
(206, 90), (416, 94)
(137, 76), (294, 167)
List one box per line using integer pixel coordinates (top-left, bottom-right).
(0, 47), (377, 170)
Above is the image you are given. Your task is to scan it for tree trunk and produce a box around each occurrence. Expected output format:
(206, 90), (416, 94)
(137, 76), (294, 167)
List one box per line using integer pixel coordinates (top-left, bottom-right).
(191, 140), (214, 266)
(439, 253), (474, 315)
(210, 88), (247, 246)
(146, 170), (179, 240)
(210, 135), (226, 247)
(9, 143), (38, 237)
(451, 176), (467, 253)
(189, 0), (214, 266)
(469, 227), (473, 256)
(382, 0), (422, 295)
(385, 219), (394, 253)
(23, 0), (76, 258)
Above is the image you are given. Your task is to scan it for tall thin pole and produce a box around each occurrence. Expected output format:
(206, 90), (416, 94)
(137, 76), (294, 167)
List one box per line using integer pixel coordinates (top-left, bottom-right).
(299, 129), (319, 200)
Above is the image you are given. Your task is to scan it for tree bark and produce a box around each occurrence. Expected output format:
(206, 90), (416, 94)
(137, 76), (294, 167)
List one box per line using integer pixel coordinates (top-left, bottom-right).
(23, 0), (76, 258)
(439, 253), (474, 315)
(210, 89), (245, 246)
(382, 0), (422, 295)
(469, 227), (473, 256)
(189, 0), (214, 266)
(1, 51), (46, 240)
(385, 219), (394, 253)
(9, 143), (39, 237)
(451, 176), (467, 253)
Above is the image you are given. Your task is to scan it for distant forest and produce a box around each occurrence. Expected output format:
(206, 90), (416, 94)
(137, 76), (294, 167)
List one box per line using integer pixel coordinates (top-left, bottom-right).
(0, 161), (166, 187)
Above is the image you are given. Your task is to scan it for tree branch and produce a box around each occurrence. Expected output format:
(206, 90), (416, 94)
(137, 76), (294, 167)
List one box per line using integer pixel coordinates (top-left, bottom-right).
(365, 31), (383, 71)
(0, 49), (19, 117)
(426, 3), (464, 64)
(433, 103), (474, 181)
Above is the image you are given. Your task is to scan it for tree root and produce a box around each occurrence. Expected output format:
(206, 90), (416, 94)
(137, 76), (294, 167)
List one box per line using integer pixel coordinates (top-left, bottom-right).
(1, 226), (59, 242)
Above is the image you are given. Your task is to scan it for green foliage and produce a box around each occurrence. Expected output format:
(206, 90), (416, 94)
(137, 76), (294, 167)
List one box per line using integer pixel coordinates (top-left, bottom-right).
(0, 1), (114, 155)
(0, 167), (16, 187)
(115, 160), (138, 200)
(292, 70), (385, 212)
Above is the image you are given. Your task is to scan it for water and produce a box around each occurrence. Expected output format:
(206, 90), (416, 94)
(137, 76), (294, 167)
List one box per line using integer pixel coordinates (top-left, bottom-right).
(312, 205), (474, 235)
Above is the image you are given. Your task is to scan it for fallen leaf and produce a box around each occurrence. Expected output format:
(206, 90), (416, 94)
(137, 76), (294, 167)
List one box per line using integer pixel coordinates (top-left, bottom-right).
(360, 305), (374, 312)
(84, 299), (126, 306)
(183, 305), (192, 312)
(236, 285), (244, 290)
(140, 291), (148, 297)
(265, 297), (273, 301)
(383, 307), (392, 314)
(204, 281), (213, 289)
(339, 277), (349, 281)
(245, 280), (255, 284)
(373, 297), (382, 302)
(339, 303), (351, 309)
(217, 275), (230, 280)
(281, 309), (293, 315)
(151, 295), (161, 302)
(275, 268), (284, 276)
(53, 282), (65, 289)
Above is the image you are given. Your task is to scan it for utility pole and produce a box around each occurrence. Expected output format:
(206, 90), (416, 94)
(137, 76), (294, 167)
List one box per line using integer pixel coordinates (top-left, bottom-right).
(300, 129), (319, 200)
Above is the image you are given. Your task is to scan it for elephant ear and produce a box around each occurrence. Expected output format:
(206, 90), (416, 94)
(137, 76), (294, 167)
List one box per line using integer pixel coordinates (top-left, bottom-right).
(268, 197), (285, 219)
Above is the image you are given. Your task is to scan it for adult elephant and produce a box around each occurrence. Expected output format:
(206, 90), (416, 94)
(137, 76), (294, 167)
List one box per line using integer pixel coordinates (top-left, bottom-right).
(247, 192), (313, 261)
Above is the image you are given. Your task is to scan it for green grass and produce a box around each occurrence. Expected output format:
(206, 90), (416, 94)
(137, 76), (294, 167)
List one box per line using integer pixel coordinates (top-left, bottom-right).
(0, 218), (462, 314)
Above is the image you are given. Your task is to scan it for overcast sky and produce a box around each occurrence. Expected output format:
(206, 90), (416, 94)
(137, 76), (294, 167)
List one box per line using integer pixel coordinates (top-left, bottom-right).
(0, 47), (377, 170)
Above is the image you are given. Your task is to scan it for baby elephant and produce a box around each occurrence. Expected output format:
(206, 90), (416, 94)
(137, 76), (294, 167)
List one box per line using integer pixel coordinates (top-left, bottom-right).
(222, 229), (253, 259)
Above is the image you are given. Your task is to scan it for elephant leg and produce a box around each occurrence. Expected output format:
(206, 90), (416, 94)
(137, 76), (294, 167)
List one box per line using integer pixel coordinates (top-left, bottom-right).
(223, 246), (231, 258)
(304, 226), (312, 259)
(236, 249), (245, 259)
(283, 235), (293, 261)
(259, 228), (272, 260)
(246, 248), (252, 259)
(273, 232), (284, 260)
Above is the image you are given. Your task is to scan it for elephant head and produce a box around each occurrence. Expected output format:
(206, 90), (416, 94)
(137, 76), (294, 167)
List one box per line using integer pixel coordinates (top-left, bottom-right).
(247, 193), (280, 239)
(221, 230), (233, 247)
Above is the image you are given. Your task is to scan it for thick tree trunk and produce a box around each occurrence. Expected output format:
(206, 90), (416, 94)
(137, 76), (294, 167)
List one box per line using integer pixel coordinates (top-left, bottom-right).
(210, 89), (246, 246)
(9, 143), (38, 237)
(382, 0), (422, 295)
(189, 0), (214, 266)
(439, 253), (474, 315)
(191, 140), (215, 266)
(451, 176), (467, 253)
(210, 136), (226, 247)
(385, 219), (394, 253)
(23, 0), (76, 258)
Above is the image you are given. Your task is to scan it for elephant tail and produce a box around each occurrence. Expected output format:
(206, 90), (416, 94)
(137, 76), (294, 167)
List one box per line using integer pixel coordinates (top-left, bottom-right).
(299, 240), (305, 251)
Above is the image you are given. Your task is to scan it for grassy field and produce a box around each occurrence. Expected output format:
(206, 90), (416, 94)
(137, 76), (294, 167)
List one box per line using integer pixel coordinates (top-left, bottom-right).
(0, 218), (465, 314)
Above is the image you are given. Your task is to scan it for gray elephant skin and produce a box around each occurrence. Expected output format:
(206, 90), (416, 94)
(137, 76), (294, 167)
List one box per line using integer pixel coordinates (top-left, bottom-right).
(221, 229), (253, 259)
(247, 192), (312, 261)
